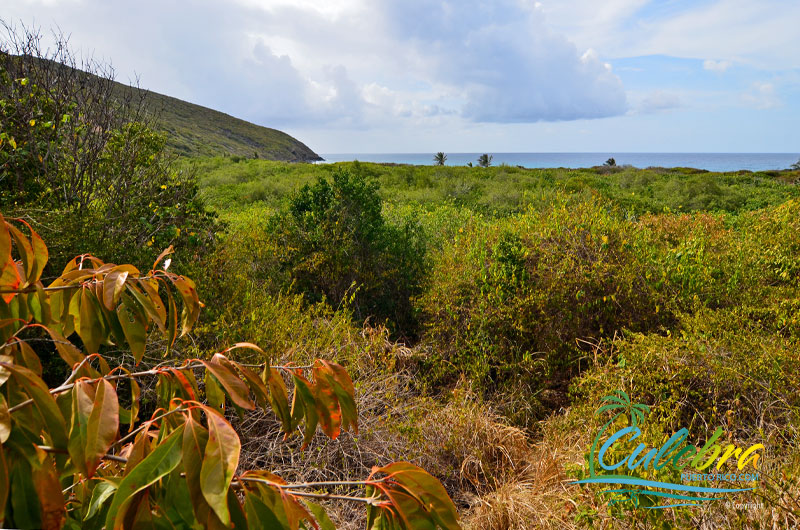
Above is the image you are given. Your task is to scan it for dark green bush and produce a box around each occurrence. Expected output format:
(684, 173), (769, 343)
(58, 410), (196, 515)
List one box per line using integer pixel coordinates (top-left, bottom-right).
(266, 168), (427, 337)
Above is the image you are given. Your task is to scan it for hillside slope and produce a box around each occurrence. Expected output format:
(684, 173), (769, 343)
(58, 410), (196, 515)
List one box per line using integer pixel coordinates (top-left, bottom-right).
(135, 87), (322, 162)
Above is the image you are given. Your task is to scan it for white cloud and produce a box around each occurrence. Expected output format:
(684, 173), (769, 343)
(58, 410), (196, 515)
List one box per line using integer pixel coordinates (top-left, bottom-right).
(703, 59), (731, 73)
(741, 82), (780, 110)
(633, 90), (683, 114)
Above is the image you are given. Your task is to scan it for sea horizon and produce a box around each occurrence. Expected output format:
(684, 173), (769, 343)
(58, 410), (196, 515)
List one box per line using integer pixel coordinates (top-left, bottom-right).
(319, 152), (800, 173)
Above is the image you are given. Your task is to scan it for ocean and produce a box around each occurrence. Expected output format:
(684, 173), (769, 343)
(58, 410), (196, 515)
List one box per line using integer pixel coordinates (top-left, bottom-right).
(318, 153), (800, 173)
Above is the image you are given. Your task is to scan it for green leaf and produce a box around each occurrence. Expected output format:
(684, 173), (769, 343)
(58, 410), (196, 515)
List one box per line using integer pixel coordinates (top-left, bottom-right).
(374, 462), (460, 530)
(245, 493), (285, 529)
(267, 367), (292, 435)
(117, 295), (147, 364)
(0, 445), (8, 524)
(105, 424), (185, 530)
(205, 371), (225, 411)
(84, 481), (116, 521)
(5, 362), (68, 449)
(9, 458), (41, 529)
(78, 287), (105, 354)
(290, 373), (318, 450)
(183, 416), (216, 526)
(199, 407), (241, 526)
(306, 501), (336, 530)
(202, 356), (254, 410)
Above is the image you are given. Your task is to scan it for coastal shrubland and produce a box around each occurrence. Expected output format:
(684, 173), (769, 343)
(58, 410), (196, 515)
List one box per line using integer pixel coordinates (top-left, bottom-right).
(4, 32), (800, 528)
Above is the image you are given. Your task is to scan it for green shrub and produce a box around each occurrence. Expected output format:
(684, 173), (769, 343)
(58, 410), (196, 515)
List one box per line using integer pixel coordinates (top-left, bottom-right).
(417, 196), (670, 420)
(264, 169), (427, 337)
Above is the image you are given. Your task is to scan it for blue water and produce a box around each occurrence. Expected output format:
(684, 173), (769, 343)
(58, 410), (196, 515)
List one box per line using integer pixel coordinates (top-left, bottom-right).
(318, 153), (800, 173)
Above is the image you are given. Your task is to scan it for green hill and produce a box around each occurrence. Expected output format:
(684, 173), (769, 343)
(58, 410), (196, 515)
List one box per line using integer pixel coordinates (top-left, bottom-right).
(8, 53), (322, 162)
(134, 87), (322, 162)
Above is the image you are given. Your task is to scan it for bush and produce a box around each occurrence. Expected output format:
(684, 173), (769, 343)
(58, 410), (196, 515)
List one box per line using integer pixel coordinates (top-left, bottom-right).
(266, 168), (427, 337)
(0, 23), (216, 274)
(417, 196), (670, 421)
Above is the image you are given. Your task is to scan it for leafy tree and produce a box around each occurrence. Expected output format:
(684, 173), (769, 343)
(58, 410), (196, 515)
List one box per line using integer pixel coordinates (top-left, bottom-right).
(0, 21), (215, 272)
(605, 157), (616, 167)
(0, 212), (459, 529)
(477, 154), (493, 168)
(791, 158), (800, 170)
(268, 168), (426, 337)
(433, 152), (447, 166)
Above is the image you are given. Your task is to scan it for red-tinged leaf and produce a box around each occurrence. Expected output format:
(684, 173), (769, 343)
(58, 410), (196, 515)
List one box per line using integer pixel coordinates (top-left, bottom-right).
(0, 395), (9, 443)
(0, 259), (20, 304)
(199, 407), (241, 526)
(26, 221), (47, 284)
(32, 453), (66, 530)
(168, 369), (197, 400)
(165, 288), (178, 354)
(59, 269), (97, 283)
(220, 342), (266, 357)
(138, 279), (167, 328)
(311, 367), (341, 440)
(124, 423), (154, 475)
(290, 373), (318, 450)
(6, 223), (34, 284)
(102, 269), (129, 311)
(183, 416), (217, 526)
(4, 362), (68, 448)
(373, 462), (460, 530)
(377, 487), (436, 530)
(68, 380), (95, 476)
(152, 246), (174, 272)
(42, 326), (84, 367)
(78, 287), (105, 354)
(237, 364), (269, 408)
(315, 360), (358, 435)
(0, 217), (19, 303)
(117, 296), (147, 364)
(86, 379), (119, 477)
(202, 356), (254, 410)
(0, 216), (11, 268)
(266, 367), (292, 435)
(171, 276), (200, 336)
(105, 424), (184, 530)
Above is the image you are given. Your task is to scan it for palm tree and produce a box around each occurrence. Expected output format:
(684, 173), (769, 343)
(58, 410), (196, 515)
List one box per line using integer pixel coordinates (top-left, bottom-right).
(790, 159), (800, 170)
(605, 157), (616, 167)
(589, 390), (649, 478)
(433, 152), (447, 166)
(477, 153), (493, 167)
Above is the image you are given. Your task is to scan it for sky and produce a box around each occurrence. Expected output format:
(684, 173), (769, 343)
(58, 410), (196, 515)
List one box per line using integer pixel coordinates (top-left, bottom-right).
(4, 0), (799, 153)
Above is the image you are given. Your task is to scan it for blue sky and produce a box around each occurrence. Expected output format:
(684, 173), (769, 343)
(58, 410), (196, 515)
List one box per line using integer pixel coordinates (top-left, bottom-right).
(5, 0), (799, 153)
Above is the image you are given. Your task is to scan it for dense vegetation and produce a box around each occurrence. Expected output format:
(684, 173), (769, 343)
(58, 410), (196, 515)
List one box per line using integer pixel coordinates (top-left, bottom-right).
(4, 24), (800, 530)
